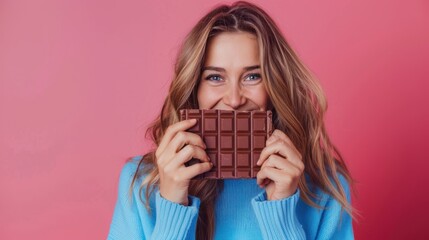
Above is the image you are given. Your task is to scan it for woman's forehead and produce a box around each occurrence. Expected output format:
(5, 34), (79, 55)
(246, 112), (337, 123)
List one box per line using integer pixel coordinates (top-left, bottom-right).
(204, 32), (260, 70)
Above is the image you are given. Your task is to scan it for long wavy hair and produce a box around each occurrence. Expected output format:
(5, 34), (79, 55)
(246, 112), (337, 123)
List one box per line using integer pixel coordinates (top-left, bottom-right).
(128, 1), (356, 239)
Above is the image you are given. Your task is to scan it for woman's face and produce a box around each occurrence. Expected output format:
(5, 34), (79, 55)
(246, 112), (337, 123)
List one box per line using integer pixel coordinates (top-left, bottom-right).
(197, 32), (270, 111)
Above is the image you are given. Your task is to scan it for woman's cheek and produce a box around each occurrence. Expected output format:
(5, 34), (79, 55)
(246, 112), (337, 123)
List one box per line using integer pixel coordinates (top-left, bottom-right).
(247, 86), (269, 110)
(198, 84), (224, 109)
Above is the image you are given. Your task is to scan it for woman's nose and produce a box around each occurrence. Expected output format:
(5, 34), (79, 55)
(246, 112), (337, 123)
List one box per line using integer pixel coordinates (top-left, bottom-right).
(223, 84), (246, 109)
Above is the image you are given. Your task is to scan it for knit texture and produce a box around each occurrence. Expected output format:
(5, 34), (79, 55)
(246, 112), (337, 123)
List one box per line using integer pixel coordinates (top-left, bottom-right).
(251, 190), (305, 239)
(107, 156), (354, 240)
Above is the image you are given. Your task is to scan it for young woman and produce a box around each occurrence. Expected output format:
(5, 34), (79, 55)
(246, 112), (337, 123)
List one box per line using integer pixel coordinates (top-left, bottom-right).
(108, 1), (356, 239)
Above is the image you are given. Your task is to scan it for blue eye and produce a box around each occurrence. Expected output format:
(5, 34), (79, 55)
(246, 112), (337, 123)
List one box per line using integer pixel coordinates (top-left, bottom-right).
(205, 75), (223, 81)
(204, 73), (261, 83)
(245, 73), (261, 81)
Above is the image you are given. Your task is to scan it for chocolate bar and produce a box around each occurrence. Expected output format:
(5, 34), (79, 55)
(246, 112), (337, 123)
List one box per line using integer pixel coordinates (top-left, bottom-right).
(179, 109), (273, 179)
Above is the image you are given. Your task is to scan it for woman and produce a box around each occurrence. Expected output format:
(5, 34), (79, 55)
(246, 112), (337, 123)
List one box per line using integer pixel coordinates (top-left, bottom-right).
(108, 1), (356, 239)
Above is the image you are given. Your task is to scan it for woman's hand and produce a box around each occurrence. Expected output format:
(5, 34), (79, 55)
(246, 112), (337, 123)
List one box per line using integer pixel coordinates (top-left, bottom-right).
(256, 129), (305, 201)
(155, 119), (213, 206)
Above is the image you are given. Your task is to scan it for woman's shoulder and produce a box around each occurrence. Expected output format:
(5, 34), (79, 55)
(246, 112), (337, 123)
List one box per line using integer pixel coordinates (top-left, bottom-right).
(119, 155), (143, 179)
(304, 170), (352, 202)
(122, 154), (154, 174)
(332, 170), (352, 198)
(117, 155), (153, 192)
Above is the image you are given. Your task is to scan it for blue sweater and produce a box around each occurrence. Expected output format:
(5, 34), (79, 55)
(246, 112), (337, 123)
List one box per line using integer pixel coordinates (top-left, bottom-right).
(108, 156), (354, 239)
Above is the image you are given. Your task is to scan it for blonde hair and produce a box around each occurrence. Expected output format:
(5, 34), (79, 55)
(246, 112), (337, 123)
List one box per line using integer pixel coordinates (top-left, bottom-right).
(129, 1), (357, 239)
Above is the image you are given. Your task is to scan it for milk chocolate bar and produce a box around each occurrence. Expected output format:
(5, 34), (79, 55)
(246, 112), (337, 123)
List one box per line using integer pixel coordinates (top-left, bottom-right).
(179, 109), (273, 179)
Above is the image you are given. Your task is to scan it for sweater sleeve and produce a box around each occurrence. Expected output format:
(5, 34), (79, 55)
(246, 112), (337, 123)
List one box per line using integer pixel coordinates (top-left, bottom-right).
(151, 191), (201, 240)
(251, 189), (306, 240)
(314, 175), (354, 240)
(107, 160), (201, 240)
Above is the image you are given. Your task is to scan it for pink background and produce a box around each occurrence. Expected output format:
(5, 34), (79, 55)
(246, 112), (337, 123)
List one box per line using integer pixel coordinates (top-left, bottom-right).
(1, 0), (428, 239)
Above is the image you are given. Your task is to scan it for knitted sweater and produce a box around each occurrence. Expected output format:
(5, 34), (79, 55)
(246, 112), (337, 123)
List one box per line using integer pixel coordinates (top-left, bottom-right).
(107, 156), (354, 239)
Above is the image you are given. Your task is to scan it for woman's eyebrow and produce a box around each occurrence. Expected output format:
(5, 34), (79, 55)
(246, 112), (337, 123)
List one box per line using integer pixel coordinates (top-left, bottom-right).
(202, 65), (260, 72)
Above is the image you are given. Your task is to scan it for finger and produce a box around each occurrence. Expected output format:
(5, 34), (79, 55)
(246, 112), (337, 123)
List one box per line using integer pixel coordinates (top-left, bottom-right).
(258, 137), (282, 165)
(156, 119), (199, 158)
(181, 161), (213, 179)
(271, 129), (294, 147)
(257, 178), (272, 188)
(261, 178), (271, 187)
(157, 133), (206, 167)
(169, 131), (206, 152)
(265, 134), (278, 146)
(262, 155), (302, 177)
(172, 144), (210, 168)
(256, 166), (283, 185)
(257, 141), (303, 171)
(272, 129), (301, 158)
(258, 157), (278, 188)
(257, 140), (290, 165)
(261, 154), (289, 170)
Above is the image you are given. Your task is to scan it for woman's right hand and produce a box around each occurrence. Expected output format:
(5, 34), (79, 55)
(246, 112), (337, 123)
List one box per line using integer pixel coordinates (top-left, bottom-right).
(155, 118), (213, 206)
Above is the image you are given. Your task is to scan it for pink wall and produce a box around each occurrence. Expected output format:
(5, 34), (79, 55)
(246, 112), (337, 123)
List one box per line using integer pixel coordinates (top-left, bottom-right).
(1, 0), (428, 239)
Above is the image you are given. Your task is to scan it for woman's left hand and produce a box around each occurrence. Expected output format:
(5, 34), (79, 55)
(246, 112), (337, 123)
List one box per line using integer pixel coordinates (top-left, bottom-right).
(256, 129), (305, 201)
